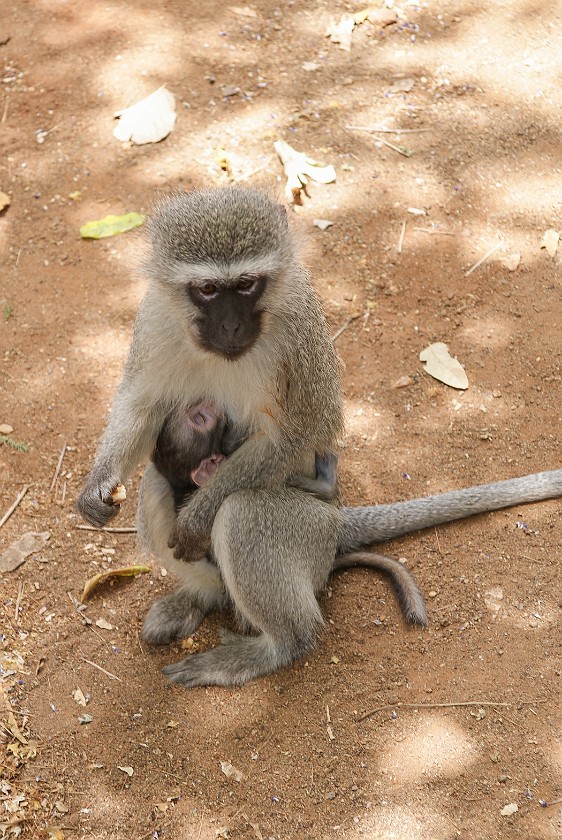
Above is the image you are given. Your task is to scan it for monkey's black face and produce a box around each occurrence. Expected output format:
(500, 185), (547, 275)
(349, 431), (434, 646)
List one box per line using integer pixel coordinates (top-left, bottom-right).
(188, 275), (266, 359)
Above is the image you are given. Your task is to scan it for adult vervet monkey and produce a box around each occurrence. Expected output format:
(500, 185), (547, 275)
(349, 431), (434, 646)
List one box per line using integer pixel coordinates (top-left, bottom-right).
(77, 187), (562, 687)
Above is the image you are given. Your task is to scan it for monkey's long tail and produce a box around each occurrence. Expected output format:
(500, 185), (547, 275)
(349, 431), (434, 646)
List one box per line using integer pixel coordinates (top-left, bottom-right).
(337, 469), (562, 551)
(333, 552), (428, 626)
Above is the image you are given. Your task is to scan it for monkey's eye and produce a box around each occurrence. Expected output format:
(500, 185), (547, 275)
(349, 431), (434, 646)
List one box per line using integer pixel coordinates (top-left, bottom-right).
(236, 277), (258, 293)
(199, 283), (218, 297)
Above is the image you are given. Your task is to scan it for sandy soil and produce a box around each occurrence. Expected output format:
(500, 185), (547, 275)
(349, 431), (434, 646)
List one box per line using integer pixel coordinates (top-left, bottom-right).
(1, 1), (560, 838)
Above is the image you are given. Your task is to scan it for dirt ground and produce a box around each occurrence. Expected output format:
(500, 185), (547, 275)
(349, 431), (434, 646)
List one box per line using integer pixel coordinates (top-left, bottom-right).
(1, 1), (561, 838)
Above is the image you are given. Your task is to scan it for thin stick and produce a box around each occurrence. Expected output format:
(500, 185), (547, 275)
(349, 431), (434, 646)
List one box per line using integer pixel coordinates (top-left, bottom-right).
(83, 658), (123, 682)
(76, 525), (137, 533)
(346, 125), (429, 134)
(375, 136), (412, 157)
(0, 485), (29, 529)
(236, 156), (273, 182)
(332, 313), (360, 343)
(50, 441), (67, 492)
(397, 220), (406, 253)
(357, 698), (542, 723)
(465, 240), (504, 276)
(15, 580), (24, 623)
(413, 227), (457, 236)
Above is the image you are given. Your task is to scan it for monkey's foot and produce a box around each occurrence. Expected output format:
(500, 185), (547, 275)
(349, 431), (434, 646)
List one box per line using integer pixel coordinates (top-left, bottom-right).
(163, 632), (295, 687)
(142, 590), (205, 645)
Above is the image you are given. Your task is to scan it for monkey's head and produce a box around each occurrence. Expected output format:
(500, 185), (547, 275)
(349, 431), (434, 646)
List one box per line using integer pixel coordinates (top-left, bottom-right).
(145, 188), (296, 360)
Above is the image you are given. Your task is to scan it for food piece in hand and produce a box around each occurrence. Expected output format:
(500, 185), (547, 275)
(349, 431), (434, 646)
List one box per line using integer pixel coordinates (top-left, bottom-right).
(111, 484), (127, 503)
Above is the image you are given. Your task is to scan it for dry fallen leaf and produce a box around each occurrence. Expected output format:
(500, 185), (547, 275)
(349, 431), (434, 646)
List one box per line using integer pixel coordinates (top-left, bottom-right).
(500, 802), (518, 816)
(0, 531), (50, 573)
(540, 228), (559, 257)
(72, 688), (88, 707)
(498, 252), (521, 271)
(113, 86), (176, 145)
(419, 342), (469, 390)
(274, 139), (336, 204)
(313, 219), (334, 231)
(118, 765), (134, 776)
(353, 7), (398, 27)
(229, 5), (257, 17)
(95, 618), (114, 631)
(81, 565), (151, 602)
(325, 13), (355, 51)
(220, 760), (245, 782)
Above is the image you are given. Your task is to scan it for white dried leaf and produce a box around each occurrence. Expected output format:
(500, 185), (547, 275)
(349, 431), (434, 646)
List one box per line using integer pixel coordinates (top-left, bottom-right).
(498, 252), (521, 271)
(118, 765), (134, 776)
(73, 688), (88, 706)
(274, 139), (336, 204)
(220, 760), (244, 782)
(419, 342), (468, 390)
(95, 618), (114, 630)
(325, 13), (355, 51)
(229, 5), (257, 17)
(540, 228), (559, 257)
(388, 77), (415, 94)
(313, 219), (334, 231)
(407, 207), (426, 216)
(113, 86), (176, 145)
(500, 802), (518, 816)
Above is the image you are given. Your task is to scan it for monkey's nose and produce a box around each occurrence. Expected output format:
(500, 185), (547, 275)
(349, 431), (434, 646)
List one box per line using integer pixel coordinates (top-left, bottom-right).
(221, 321), (241, 337)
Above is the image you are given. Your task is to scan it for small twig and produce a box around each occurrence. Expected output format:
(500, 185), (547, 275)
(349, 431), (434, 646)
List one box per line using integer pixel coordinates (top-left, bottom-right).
(465, 240), (504, 276)
(413, 227), (457, 236)
(15, 579), (24, 623)
(332, 313), (361, 343)
(375, 136), (413, 157)
(60, 479), (67, 506)
(50, 441), (67, 492)
(346, 125), (429, 134)
(1, 98), (8, 123)
(397, 220), (406, 253)
(76, 524), (137, 533)
(83, 658), (123, 682)
(235, 156), (273, 182)
(357, 699), (540, 723)
(0, 485), (29, 529)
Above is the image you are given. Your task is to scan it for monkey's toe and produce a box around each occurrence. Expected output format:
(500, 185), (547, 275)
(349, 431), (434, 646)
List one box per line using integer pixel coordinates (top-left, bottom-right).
(142, 597), (204, 644)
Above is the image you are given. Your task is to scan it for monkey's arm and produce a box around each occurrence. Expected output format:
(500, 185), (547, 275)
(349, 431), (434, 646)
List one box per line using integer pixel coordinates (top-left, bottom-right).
(77, 381), (167, 527)
(169, 433), (307, 559)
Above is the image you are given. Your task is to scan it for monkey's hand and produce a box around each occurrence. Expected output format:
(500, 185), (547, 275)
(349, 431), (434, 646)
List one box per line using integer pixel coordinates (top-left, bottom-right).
(168, 516), (210, 563)
(76, 475), (124, 528)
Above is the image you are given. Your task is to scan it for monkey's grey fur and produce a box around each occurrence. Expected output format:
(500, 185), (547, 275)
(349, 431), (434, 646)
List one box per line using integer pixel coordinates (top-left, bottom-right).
(77, 186), (562, 688)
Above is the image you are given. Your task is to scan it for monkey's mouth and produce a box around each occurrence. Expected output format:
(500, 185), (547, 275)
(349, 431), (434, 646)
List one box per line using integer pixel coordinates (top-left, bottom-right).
(198, 337), (254, 359)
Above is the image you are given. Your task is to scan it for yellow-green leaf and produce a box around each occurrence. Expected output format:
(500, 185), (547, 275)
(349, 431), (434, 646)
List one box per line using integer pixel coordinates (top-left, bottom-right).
(81, 565), (151, 602)
(80, 212), (144, 239)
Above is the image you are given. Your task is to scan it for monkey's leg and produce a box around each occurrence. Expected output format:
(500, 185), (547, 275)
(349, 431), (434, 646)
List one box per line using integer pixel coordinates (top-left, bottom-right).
(142, 561), (228, 644)
(138, 464), (229, 644)
(163, 490), (339, 687)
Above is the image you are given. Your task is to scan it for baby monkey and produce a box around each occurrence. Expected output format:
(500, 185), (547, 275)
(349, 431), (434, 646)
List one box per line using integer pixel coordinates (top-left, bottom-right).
(151, 400), (341, 509)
